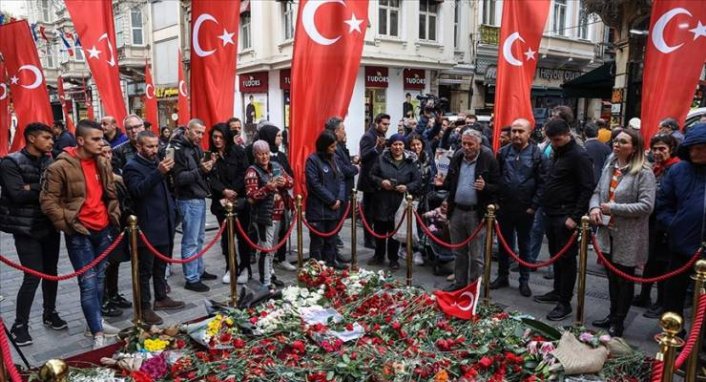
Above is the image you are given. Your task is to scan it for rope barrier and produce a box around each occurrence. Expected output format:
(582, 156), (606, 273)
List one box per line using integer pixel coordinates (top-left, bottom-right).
(495, 221), (578, 269)
(592, 234), (703, 284)
(674, 293), (706, 369)
(234, 216), (298, 253)
(651, 359), (664, 382)
(301, 203), (351, 238)
(357, 205), (406, 240)
(140, 222), (226, 264)
(0, 318), (23, 382)
(0, 232), (125, 281)
(413, 210), (485, 249)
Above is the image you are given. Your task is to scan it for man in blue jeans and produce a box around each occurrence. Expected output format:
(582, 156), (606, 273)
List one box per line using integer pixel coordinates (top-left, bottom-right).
(171, 118), (217, 292)
(40, 120), (121, 349)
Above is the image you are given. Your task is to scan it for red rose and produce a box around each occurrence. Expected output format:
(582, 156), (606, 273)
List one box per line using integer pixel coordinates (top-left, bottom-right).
(292, 340), (306, 354)
(478, 356), (493, 369)
(232, 338), (246, 349)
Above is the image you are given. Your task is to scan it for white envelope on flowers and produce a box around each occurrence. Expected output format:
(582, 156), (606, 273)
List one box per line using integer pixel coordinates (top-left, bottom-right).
(300, 306), (365, 342)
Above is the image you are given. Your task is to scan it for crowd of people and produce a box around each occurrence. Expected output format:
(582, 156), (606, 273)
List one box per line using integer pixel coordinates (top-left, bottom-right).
(1, 106), (705, 351)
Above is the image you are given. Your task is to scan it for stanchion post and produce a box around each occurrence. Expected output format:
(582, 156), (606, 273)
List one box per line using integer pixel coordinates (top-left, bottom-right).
(127, 216), (142, 326)
(405, 194), (414, 287)
(483, 205), (496, 304)
(225, 203), (238, 308)
(351, 189), (358, 272)
(575, 215), (590, 326)
(655, 312), (684, 382)
(686, 259), (706, 381)
(296, 195), (304, 270)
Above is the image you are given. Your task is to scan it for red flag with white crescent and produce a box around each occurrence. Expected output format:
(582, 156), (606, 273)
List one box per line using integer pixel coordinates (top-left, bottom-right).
(144, 62), (158, 133)
(0, 20), (54, 152)
(290, 0), (369, 196)
(190, 0), (240, 148)
(434, 279), (482, 320)
(65, 0), (127, 127)
(493, 0), (550, 152)
(0, 58), (10, 157)
(177, 49), (189, 126)
(57, 76), (76, 134)
(641, 0), (706, 140)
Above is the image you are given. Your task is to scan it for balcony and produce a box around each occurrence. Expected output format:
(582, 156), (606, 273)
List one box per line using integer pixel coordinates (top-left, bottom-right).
(479, 25), (500, 46)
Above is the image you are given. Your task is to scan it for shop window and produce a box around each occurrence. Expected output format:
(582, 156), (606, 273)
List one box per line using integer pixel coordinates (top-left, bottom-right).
(378, 0), (400, 37)
(241, 12), (252, 49)
(552, 0), (567, 36)
(419, 0), (438, 41)
(482, 0), (496, 26)
(366, 88), (387, 124)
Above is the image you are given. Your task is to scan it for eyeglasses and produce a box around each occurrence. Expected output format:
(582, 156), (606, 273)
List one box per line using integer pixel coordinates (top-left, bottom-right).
(125, 124), (144, 131)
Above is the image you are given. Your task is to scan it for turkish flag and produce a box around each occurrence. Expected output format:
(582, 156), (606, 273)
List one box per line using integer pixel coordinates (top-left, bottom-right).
(493, 0), (551, 152)
(177, 49), (189, 126)
(641, 1), (706, 140)
(144, 62), (159, 133)
(290, 0), (369, 196)
(0, 20), (54, 152)
(57, 76), (76, 134)
(190, 0), (240, 148)
(434, 279), (482, 320)
(65, 0), (127, 127)
(0, 60), (10, 157)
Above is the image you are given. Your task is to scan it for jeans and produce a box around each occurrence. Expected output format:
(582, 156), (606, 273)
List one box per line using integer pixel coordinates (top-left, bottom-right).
(309, 220), (338, 265)
(255, 221), (281, 287)
(65, 227), (114, 335)
(545, 215), (578, 305)
(13, 232), (60, 325)
(450, 210), (484, 286)
(373, 220), (400, 263)
(138, 245), (169, 309)
(529, 207), (546, 263)
(497, 210), (534, 283)
(177, 199), (206, 283)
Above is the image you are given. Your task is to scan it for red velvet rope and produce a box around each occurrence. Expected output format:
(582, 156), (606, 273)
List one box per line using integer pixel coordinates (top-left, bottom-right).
(302, 203), (351, 238)
(651, 359), (664, 382)
(140, 222), (226, 264)
(495, 221), (578, 269)
(413, 210), (485, 249)
(357, 205), (407, 240)
(0, 232), (125, 281)
(234, 216), (298, 253)
(592, 234), (703, 284)
(675, 293), (706, 369)
(0, 318), (23, 382)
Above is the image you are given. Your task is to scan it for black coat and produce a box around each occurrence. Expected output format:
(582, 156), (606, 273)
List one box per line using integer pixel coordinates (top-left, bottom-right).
(369, 150), (422, 222)
(112, 140), (138, 174)
(209, 145), (249, 219)
(442, 146), (500, 220)
(335, 142), (358, 198)
(305, 153), (346, 221)
(171, 135), (210, 199)
(357, 127), (385, 193)
(584, 138), (612, 184)
(542, 139), (595, 223)
(52, 130), (76, 158)
(496, 143), (546, 212)
(123, 154), (178, 247)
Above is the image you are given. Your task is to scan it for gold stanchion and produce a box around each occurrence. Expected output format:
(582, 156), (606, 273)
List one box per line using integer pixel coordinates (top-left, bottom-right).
(351, 189), (358, 272)
(686, 259), (706, 381)
(127, 216), (142, 326)
(296, 195), (304, 270)
(405, 194), (414, 287)
(225, 203), (238, 308)
(483, 205), (496, 304)
(575, 216), (590, 326)
(655, 312), (685, 382)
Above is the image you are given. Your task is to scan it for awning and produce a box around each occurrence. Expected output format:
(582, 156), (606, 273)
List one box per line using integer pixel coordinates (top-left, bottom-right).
(561, 61), (615, 99)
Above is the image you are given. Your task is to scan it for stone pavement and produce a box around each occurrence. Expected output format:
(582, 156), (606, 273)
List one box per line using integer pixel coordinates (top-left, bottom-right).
(0, 210), (695, 369)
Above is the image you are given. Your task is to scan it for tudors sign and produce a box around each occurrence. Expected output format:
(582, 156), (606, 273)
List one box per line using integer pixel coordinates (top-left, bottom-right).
(239, 71), (269, 93)
(365, 66), (389, 88)
(403, 69), (426, 90)
(280, 69), (291, 90)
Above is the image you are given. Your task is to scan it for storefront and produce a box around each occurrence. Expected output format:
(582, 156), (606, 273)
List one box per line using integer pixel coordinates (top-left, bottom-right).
(239, 71), (269, 141)
(365, 66), (389, 127)
(280, 69), (291, 131)
(155, 86), (179, 128)
(402, 69), (426, 118)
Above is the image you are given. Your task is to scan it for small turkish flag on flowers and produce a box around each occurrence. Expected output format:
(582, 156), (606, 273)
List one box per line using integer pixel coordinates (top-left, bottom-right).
(434, 279), (482, 320)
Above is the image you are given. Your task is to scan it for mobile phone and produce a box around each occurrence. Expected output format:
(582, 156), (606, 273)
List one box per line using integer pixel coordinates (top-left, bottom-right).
(273, 166), (281, 177)
(165, 147), (175, 161)
(204, 151), (212, 161)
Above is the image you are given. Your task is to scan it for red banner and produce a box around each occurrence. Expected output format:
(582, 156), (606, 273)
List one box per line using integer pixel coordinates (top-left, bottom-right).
(0, 20), (54, 152)
(190, 0), (240, 148)
(641, 0), (706, 140)
(493, 0), (550, 152)
(290, 0), (369, 196)
(0, 60), (9, 157)
(65, 0), (127, 127)
(177, 49), (189, 126)
(434, 279), (482, 320)
(144, 63), (158, 132)
(57, 76), (76, 134)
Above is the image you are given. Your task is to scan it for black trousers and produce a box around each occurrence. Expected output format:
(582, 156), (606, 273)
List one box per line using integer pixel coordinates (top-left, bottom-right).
(545, 215), (578, 305)
(308, 220), (338, 265)
(373, 220), (400, 263)
(13, 232), (61, 325)
(138, 244), (170, 309)
(663, 253), (699, 318)
(362, 192), (375, 244)
(217, 213), (253, 276)
(638, 228), (670, 305)
(605, 251), (635, 323)
(104, 241), (129, 298)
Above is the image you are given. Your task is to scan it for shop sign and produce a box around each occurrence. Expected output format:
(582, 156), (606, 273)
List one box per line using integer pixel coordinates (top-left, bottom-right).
(611, 88), (624, 103)
(536, 67), (582, 82)
(155, 87), (179, 99)
(403, 69), (426, 90)
(365, 66), (389, 88)
(280, 69), (291, 90)
(239, 71), (269, 93)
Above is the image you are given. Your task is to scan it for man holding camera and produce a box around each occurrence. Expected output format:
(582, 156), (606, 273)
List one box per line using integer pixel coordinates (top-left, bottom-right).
(358, 113), (390, 250)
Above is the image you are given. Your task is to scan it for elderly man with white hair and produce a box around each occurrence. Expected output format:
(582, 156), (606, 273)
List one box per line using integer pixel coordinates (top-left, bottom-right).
(439, 128), (500, 292)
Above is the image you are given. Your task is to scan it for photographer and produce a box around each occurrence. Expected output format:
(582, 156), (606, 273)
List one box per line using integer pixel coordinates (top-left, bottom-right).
(413, 94), (446, 144)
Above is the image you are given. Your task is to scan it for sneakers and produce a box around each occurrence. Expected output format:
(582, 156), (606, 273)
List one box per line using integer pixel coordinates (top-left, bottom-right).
(237, 272), (249, 284)
(84, 320), (120, 338)
(153, 297), (185, 311)
(93, 334), (105, 350)
(533, 291), (560, 304)
(276, 261), (297, 271)
(446, 274), (455, 282)
(222, 271), (231, 284)
(546, 303), (572, 321)
(10, 323), (32, 347)
(101, 301), (123, 317)
(185, 281), (210, 292)
(201, 271), (218, 280)
(108, 293), (132, 308)
(413, 252), (424, 265)
(142, 309), (164, 326)
(43, 311), (68, 330)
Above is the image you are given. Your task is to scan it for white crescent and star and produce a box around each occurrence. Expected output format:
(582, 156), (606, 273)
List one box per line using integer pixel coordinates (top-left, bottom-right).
(15, 65), (43, 89)
(179, 80), (188, 97)
(145, 84), (155, 99)
(302, 0), (363, 46)
(0, 83), (7, 100)
(454, 291), (476, 312)
(193, 13), (235, 57)
(98, 33), (116, 67)
(502, 32), (526, 66)
(652, 7), (692, 54)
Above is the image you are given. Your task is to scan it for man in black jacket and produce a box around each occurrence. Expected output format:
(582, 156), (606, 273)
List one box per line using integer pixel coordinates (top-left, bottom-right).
(0, 123), (67, 346)
(50, 120), (76, 158)
(357, 113), (390, 249)
(441, 129), (500, 291)
(112, 114), (146, 174)
(533, 119), (595, 321)
(326, 117), (358, 257)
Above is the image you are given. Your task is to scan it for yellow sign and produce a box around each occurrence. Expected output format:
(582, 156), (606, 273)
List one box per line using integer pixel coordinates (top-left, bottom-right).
(156, 87), (179, 99)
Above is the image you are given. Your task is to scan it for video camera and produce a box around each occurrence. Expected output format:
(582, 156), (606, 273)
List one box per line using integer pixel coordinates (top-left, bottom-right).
(416, 93), (448, 115)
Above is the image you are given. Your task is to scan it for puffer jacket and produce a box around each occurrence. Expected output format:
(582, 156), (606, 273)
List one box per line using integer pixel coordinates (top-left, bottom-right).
(497, 143), (546, 212)
(39, 149), (120, 235)
(0, 149), (55, 237)
(305, 152), (346, 221)
(368, 150), (421, 222)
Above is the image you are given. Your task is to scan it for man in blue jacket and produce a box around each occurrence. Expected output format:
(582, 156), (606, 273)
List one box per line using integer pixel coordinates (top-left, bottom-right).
(123, 131), (185, 325)
(657, 122), (706, 321)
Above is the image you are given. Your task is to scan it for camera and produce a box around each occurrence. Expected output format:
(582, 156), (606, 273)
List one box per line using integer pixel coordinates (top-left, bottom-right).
(416, 93), (448, 114)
